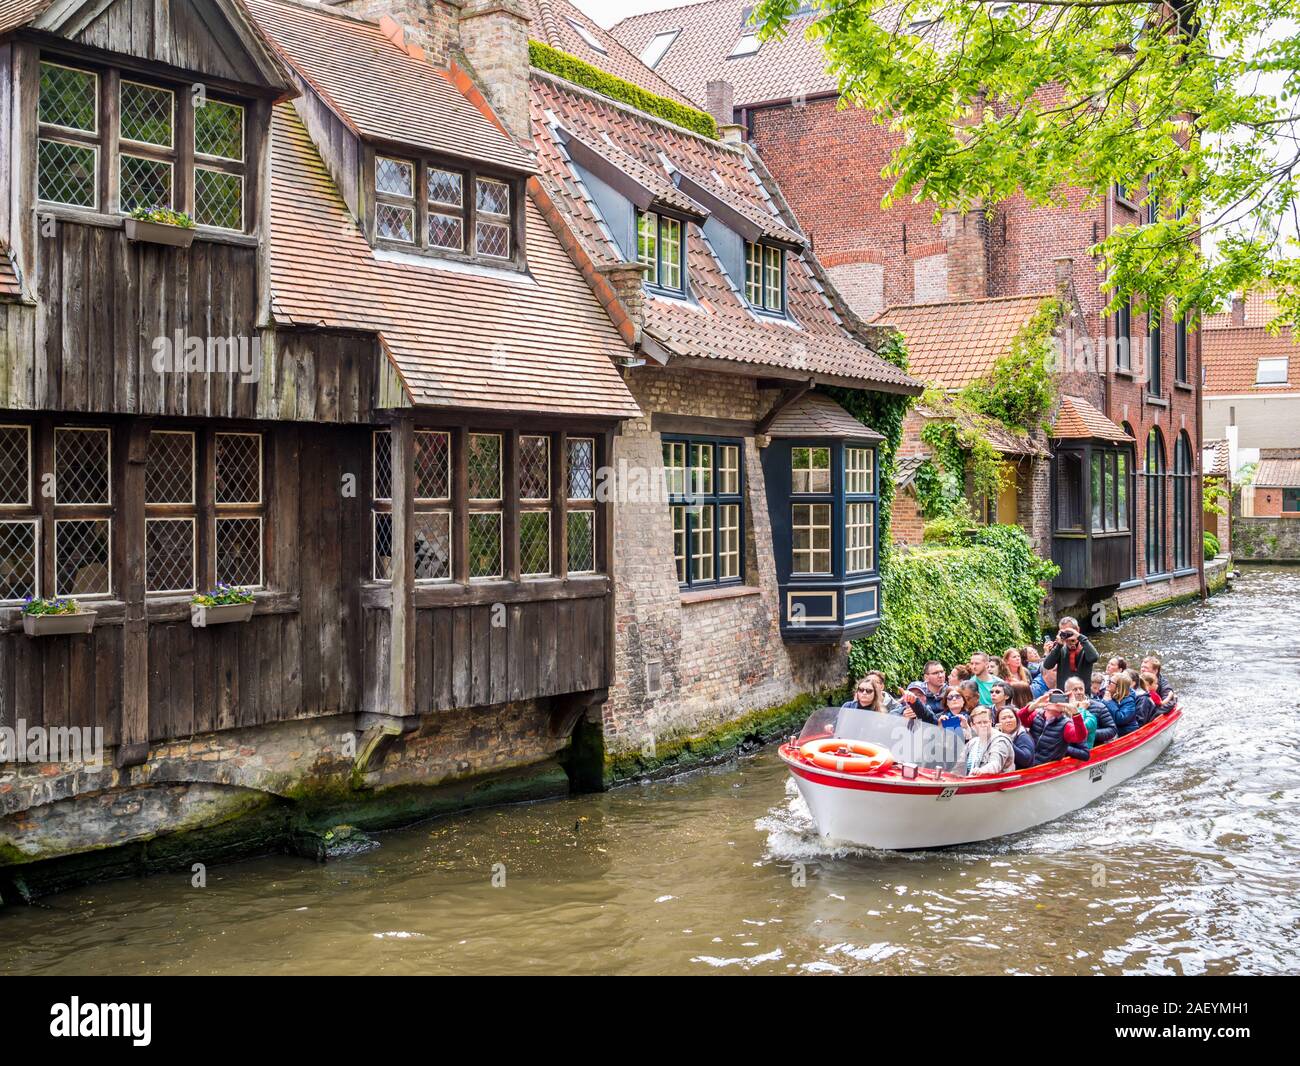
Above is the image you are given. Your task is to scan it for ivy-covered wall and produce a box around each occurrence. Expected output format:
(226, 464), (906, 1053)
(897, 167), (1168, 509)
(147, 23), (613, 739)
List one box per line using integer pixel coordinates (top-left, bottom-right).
(849, 524), (1059, 687)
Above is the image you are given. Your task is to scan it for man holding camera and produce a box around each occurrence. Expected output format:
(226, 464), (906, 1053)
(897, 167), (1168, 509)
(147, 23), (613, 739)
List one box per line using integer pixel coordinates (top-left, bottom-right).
(1042, 616), (1099, 689)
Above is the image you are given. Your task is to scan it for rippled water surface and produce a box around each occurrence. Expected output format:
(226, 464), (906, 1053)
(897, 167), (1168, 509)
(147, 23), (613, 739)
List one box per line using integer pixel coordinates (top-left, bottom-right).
(2, 567), (1298, 975)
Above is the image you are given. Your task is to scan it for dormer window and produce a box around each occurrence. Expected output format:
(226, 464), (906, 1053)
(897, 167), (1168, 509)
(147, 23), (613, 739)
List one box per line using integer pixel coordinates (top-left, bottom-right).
(372, 153), (518, 264)
(637, 210), (685, 294)
(745, 241), (784, 314)
(475, 179), (512, 259)
(36, 58), (249, 230)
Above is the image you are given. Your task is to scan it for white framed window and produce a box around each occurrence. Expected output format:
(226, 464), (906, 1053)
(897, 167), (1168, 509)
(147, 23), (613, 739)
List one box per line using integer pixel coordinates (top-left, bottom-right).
(567, 509), (595, 575)
(0, 519), (39, 603)
(468, 511), (502, 580)
(475, 178), (512, 259)
(719, 444), (740, 494)
(0, 425), (33, 507)
(521, 510), (551, 577)
(690, 503), (714, 582)
(671, 504), (686, 582)
(214, 432), (263, 589)
(55, 517), (111, 597)
(639, 29), (680, 69)
(663, 440), (687, 495)
(846, 502), (875, 574)
(845, 447), (874, 494)
(375, 155), (416, 243)
(1256, 357), (1289, 384)
(146, 516), (196, 594)
(55, 427), (111, 505)
(144, 430), (198, 595)
(792, 503), (832, 575)
(719, 503), (741, 580)
(791, 446), (831, 494)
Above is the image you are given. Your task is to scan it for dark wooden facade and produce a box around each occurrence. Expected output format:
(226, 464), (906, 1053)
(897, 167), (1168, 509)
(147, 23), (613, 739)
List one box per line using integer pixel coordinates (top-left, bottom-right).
(0, 9), (617, 769)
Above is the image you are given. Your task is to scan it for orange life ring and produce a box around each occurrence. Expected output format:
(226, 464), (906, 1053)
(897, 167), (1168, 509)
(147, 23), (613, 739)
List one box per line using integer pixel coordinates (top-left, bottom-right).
(800, 737), (894, 774)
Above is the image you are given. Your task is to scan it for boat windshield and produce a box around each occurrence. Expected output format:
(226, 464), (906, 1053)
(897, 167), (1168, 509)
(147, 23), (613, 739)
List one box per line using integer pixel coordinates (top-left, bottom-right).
(797, 706), (968, 774)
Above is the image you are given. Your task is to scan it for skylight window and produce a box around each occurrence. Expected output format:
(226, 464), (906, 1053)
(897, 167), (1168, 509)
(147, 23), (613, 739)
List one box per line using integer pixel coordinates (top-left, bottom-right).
(565, 17), (607, 54)
(1256, 357), (1289, 384)
(729, 32), (761, 58)
(640, 29), (680, 69)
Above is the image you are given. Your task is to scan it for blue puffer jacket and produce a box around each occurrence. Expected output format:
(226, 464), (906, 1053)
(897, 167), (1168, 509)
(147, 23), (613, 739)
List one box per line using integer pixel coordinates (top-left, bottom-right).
(1086, 699), (1117, 746)
(1104, 694), (1140, 736)
(1025, 710), (1090, 765)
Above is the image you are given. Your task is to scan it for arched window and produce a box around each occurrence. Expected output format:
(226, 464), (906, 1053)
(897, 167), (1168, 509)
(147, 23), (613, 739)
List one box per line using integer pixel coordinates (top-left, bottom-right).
(1144, 427), (1167, 575)
(1173, 432), (1193, 569)
(1122, 422), (1138, 579)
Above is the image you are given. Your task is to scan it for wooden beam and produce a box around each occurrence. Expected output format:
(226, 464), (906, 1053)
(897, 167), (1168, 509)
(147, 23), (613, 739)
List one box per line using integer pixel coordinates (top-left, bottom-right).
(116, 420), (151, 768)
(756, 378), (814, 435)
(652, 413), (757, 438)
(387, 412), (416, 718)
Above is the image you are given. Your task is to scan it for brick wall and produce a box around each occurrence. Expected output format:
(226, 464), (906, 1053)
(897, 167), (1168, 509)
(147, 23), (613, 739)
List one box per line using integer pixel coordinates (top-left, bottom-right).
(748, 95), (1203, 600)
(605, 365), (843, 756)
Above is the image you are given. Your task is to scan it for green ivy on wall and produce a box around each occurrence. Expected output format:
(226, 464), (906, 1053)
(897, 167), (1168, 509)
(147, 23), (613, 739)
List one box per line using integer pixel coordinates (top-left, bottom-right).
(528, 42), (719, 139)
(961, 298), (1060, 432)
(849, 524), (1059, 688)
(825, 331), (913, 568)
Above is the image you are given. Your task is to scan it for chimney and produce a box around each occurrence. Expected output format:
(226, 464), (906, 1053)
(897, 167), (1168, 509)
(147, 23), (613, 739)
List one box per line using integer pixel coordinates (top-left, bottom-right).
(1230, 293), (1246, 327)
(458, 0), (532, 143)
(1053, 256), (1074, 292)
(706, 80), (735, 128)
(329, 0), (463, 66)
(596, 261), (648, 344)
(945, 208), (987, 300)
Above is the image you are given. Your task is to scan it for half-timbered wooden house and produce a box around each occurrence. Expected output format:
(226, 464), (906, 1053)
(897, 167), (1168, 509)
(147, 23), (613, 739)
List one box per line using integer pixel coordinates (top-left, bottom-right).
(0, 0), (919, 890)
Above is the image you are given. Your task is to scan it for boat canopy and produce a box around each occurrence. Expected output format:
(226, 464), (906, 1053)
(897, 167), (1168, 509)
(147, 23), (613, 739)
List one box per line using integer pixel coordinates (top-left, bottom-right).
(798, 706), (968, 774)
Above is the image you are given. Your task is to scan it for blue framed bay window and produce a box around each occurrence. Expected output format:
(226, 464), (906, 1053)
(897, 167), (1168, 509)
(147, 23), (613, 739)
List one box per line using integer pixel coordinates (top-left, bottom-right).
(664, 436), (743, 588)
(762, 421), (883, 643)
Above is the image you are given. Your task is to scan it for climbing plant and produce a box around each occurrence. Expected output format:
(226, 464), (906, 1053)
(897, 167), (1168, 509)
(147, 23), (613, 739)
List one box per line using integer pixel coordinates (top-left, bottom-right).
(961, 299), (1060, 432)
(849, 524), (1056, 688)
(826, 331), (913, 567)
(528, 42), (718, 139)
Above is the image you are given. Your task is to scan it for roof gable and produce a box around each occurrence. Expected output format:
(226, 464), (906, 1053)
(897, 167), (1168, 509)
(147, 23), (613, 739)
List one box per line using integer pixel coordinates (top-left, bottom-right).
(523, 0), (696, 107)
(5, 0), (295, 94)
(765, 393), (882, 440)
(612, 0), (836, 108)
(266, 101), (638, 418)
(247, 0), (535, 174)
(872, 294), (1053, 389)
(1051, 395), (1133, 443)
(530, 70), (918, 394)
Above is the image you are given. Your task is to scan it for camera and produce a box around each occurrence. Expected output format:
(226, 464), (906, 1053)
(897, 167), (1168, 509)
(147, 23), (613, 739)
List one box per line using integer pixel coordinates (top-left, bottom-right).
(1057, 629), (1076, 641)
(1048, 692), (1070, 704)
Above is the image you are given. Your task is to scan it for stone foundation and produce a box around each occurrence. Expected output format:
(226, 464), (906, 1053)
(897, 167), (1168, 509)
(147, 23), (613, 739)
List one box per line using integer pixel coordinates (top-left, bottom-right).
(0, 699), (570, 901)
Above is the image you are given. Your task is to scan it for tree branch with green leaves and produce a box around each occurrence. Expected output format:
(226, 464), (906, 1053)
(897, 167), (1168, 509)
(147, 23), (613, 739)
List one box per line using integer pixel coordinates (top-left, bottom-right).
(753, 0), (1300, 330)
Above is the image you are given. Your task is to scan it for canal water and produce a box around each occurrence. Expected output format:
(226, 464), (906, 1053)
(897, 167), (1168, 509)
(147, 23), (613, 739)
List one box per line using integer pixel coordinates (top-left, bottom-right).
(2, 566), (1297, 975)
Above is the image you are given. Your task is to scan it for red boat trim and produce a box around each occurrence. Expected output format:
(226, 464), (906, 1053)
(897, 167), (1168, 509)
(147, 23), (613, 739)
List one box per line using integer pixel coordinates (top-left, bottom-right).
(780, 709), (1180, 795)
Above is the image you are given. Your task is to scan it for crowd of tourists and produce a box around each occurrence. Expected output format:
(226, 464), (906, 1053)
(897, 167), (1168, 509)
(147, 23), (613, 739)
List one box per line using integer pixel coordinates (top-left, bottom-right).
(842, 617), (1178, 776)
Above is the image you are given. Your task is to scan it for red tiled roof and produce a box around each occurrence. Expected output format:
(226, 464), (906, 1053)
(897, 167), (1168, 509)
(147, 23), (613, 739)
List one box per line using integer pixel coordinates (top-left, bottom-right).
(872, 294), (1053, 389)
(523, 0), (697, 107)
(1051, 395), (1133, 443)
(1204, 287), (1283, 330)
(530, 70), (919, 392)
(765, 393), (883, 439)
(248, 0), (535, 174)
(1202, 327), (1300, 393)
(267, 102), (639, 418)
(1255, 457), (1300, 489)
(612, 0), (838, 108)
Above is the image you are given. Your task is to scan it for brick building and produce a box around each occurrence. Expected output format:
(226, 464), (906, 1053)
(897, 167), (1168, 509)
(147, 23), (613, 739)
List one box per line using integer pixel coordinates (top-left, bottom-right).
(614, 1), (1207, 620)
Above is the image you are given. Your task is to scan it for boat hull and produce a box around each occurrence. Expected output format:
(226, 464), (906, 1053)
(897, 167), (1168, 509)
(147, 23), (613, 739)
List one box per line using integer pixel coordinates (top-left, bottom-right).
(781, 710), (1180, 850)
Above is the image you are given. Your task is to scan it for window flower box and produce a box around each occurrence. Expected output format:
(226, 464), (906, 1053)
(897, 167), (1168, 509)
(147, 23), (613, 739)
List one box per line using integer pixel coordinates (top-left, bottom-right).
(21, 598), (96, 636)
(191, 585), (256, 628)
(125, 208), (197, 249)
